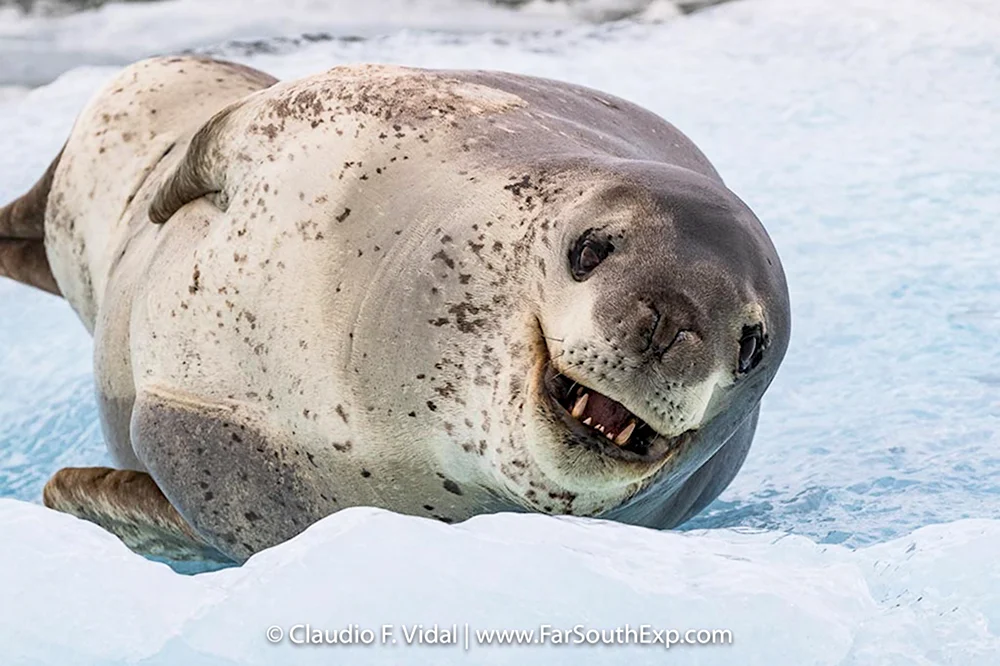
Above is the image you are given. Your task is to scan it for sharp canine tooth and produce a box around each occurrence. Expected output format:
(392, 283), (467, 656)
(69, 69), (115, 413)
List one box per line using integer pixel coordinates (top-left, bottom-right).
(605, 431), (614, 440)
(571, 393), (589, 419)
(614, 421), (637, 446)
(582, 417), (592, 425)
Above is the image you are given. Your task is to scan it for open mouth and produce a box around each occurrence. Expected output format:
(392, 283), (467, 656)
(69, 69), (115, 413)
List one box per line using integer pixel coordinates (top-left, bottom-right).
(542, 365), (689, 464)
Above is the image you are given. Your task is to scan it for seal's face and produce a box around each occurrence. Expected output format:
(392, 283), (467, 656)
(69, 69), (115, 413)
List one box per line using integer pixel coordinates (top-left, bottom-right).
(521, 166), (790, 511)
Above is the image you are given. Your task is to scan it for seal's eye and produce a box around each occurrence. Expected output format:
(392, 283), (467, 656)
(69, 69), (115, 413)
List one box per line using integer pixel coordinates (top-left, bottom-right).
(738, 325), (765, 374)
(569, 230), (613, 281)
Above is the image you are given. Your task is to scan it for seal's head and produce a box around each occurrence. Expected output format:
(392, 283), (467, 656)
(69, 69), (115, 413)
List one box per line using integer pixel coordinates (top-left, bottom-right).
(346, 150), (789, 524)
(521, 161), (790, 513)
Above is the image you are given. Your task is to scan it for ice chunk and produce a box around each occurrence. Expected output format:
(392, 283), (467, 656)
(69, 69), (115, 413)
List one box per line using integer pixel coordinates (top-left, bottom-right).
(1, 499), (997, 665)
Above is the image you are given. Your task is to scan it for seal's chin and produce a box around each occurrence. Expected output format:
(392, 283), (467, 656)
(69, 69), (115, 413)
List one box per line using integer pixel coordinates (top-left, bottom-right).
(541, 364), (692, 465)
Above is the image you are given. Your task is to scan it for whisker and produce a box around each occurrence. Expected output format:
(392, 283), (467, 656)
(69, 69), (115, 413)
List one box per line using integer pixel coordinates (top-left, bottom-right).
(539, 354), (579, 402)
(540, 352), (566, 374)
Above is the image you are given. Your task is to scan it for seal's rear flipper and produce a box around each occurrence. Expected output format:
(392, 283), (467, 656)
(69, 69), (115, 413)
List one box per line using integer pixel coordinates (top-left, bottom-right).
(0, 151), (62, 295)
(43, 467), (232, 562)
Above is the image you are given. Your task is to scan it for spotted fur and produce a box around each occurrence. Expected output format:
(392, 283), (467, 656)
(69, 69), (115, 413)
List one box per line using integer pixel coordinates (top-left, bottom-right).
(7, 57), (789, 561)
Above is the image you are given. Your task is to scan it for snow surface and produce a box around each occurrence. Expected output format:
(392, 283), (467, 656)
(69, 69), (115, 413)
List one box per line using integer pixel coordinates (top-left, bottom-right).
(0, 0), (998, 662)
(2, 500), (999, 665)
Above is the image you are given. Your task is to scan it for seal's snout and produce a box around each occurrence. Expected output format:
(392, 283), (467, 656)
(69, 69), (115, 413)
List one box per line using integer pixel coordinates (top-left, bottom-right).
(598, 291), (707, 375)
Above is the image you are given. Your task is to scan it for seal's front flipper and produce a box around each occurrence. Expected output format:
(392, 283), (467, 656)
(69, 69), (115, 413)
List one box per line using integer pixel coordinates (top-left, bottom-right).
(42, 467), (231, 562)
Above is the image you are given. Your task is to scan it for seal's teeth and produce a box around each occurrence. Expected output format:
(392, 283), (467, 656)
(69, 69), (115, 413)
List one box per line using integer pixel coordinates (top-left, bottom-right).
(605, 431), (614, 440)
(614, 420), (637, 446)
(571, 392), (589, 419)
(595, 424), (605, 433)
(582, 417), (593, 426)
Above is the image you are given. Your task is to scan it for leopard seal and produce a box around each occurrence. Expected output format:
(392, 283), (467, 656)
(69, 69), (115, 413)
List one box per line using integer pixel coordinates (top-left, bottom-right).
(0, 56), (790, 562)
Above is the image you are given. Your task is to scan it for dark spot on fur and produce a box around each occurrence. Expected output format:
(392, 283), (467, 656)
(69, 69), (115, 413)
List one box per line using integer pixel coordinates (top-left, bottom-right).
(434, 382), (456, 399)
(443, 479), (462, 495)
(432, 250), (455, 270)
(189, 266), (201, 294)
(447, 302), (490, 333)
(504, 174), (532, 197)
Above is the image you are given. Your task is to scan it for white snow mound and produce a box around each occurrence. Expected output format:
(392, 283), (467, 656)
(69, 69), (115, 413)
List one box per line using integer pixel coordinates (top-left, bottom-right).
(0, 500), (997, 665)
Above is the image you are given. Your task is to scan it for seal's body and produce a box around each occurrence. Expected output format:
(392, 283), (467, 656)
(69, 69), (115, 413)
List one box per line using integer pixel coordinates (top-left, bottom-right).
(1, 57), (789, 562)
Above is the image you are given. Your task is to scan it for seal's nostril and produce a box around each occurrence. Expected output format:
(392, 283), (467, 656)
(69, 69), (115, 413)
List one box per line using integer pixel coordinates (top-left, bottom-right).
(641, 309), (662, 353)
(647, 306), (696, 358)
(672, 330), (696, 347)
(656, 328), (696, 360)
